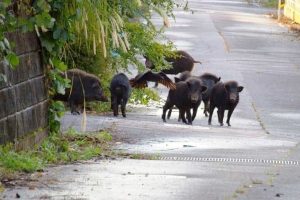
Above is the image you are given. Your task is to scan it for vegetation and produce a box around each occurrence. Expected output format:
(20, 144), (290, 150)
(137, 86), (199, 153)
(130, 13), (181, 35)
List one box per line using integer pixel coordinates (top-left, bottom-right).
(0, 1), (180, 182)
(261, 0), (278, 8)
(0, 0), (183, 133)
(129, 87), (160, 105)
(0, 130), (112, 177)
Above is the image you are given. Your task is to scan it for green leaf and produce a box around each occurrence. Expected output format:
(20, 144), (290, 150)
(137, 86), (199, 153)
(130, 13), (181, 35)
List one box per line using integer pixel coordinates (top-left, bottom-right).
(41, 39), (55, 52)
(52, 58), (68, 71)
(36, 0), (51, 12)
(34, 12), (55, 29)
(5, 53), (19, 68)
(2, 0), (12, 8)
(56, 82), (66, 95)
(53, 28), (61, 39)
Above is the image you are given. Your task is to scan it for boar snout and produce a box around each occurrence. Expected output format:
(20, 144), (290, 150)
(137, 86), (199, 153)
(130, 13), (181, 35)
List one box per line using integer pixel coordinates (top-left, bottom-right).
(229, 93), (238, 103)
(190, 94), (199, 103)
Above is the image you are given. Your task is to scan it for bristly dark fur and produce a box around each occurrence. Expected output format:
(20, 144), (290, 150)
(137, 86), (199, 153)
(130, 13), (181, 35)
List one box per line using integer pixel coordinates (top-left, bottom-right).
(162, 77), (206, 125)
(110, 73), (131, 117)
(208, 80), (243, 126)
(53, 69), (107, 115)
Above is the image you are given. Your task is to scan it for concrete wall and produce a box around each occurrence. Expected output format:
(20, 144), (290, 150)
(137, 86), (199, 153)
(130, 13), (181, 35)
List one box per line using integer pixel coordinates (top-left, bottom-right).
(0, 31), (48, 149)
(284, 0), (300, 23)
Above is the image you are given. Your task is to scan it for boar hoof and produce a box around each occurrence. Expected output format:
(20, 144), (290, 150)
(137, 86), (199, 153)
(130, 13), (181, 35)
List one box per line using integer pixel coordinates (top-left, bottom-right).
(71, 111), (80, 115)
(122, 114), (126, 118)
(227, 122), (231, 126)
(220, 123), (224, 126)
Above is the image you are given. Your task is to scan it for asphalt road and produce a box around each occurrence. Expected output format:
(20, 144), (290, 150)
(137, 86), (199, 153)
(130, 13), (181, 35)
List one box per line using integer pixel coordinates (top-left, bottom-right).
(3, 0), (300, 199)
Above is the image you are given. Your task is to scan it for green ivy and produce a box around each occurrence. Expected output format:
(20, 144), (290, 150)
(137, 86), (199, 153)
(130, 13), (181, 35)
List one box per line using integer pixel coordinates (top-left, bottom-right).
(0, 0), (19, 69)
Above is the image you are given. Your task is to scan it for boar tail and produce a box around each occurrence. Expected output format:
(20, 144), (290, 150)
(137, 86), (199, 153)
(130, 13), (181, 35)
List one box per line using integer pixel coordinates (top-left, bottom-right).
(193, 60), (202, 64)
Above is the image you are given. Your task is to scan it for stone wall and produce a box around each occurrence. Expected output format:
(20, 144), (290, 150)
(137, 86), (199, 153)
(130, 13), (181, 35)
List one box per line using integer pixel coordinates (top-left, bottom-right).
(0, 31), (48, 149)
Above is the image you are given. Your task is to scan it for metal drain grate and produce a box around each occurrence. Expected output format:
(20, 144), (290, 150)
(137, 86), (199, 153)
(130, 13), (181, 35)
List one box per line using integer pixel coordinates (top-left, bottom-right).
(159, 157), (300, 166)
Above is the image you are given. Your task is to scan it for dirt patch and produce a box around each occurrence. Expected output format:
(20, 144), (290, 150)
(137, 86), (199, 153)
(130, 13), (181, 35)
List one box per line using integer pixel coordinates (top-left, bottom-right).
(269, 13), (300, 33)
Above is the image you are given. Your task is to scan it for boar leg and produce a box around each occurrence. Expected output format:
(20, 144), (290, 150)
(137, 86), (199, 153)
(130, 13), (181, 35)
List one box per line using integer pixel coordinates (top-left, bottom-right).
(226, 108), (234, 126)
(218, 108), (225, 126)
(178, 113), (182, 122)
(192, 106), (198, 121)
(217, 110), (221, 124)
(180, 109), (188, 124)
(110, 96), (114, 110)
(121, 98), (127, 118)
(113, 97), (118, 116)
(69, 101), (80, 115)
(167, 107), (173, 119)
(186, 109), (193, 125)
(192, 101), (201, 121)
(203, 100), (209, 117)
(162, 101), (173, 122)
(208, 105), (215, 125)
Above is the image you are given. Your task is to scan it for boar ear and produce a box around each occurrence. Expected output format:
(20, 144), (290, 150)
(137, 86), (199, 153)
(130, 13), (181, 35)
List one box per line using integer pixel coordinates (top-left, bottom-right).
(174, 77), (181, 83)
(217, 77), (221, 82)
(201, 86), (207, 93)
(238, 86), (244, 92)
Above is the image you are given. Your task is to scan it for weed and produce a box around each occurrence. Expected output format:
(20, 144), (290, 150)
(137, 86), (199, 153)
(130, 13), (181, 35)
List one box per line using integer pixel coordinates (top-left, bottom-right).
(129, 88), (160, 105)
(0, 145), (43, 173)
(97, 131), (113, 142)
(87, 102), (111, 114)
(0, 130), (113, 180)
(261, 0), (278, 8)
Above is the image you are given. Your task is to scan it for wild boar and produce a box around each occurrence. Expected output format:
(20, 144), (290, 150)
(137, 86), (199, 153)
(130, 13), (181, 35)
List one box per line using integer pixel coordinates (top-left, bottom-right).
(208, 81), (243, 126)
(162, 77), (207, 125)
(53, 69), (108, 115)
(110, 73), (131, 117)
(146, 50), (201, 74)
(198, 73), (221, 116)
(169, 71), (220, 119)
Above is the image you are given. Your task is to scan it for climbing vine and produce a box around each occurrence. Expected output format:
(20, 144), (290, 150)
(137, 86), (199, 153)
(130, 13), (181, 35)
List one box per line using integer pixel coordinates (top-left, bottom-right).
(1, 0), (185, 134)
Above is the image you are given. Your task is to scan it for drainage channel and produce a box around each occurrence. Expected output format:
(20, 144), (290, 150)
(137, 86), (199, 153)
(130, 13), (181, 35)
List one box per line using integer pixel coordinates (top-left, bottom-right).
(159, 157), (300, 166)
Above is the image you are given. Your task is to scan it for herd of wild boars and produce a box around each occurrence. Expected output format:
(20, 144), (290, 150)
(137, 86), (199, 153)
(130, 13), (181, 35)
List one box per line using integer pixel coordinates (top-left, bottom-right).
(55, 50), (243, 126)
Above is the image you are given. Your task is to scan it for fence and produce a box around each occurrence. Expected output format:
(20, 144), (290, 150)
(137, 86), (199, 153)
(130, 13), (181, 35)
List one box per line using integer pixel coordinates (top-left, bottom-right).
(0, 31), (48, 149)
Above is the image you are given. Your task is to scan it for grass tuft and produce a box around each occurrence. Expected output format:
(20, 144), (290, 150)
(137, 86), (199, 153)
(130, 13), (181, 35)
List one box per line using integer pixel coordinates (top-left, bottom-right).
(0, 130), (113, 180)
(129, 88), (160, 105)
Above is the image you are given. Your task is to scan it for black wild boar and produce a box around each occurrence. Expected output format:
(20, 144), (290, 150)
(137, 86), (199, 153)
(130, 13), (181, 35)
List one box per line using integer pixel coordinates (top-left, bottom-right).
(146, 50), (201, 87)
(110, 73), (131, 117)
(174, 71), (192, 83)
(146, 50), (201, 75)
(53, 69), (108, 115)
(198, 73), (221, 117)
(169, 72), (221, 119)
(162, 77), (207, 125)
(208, 81), (243, 126)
